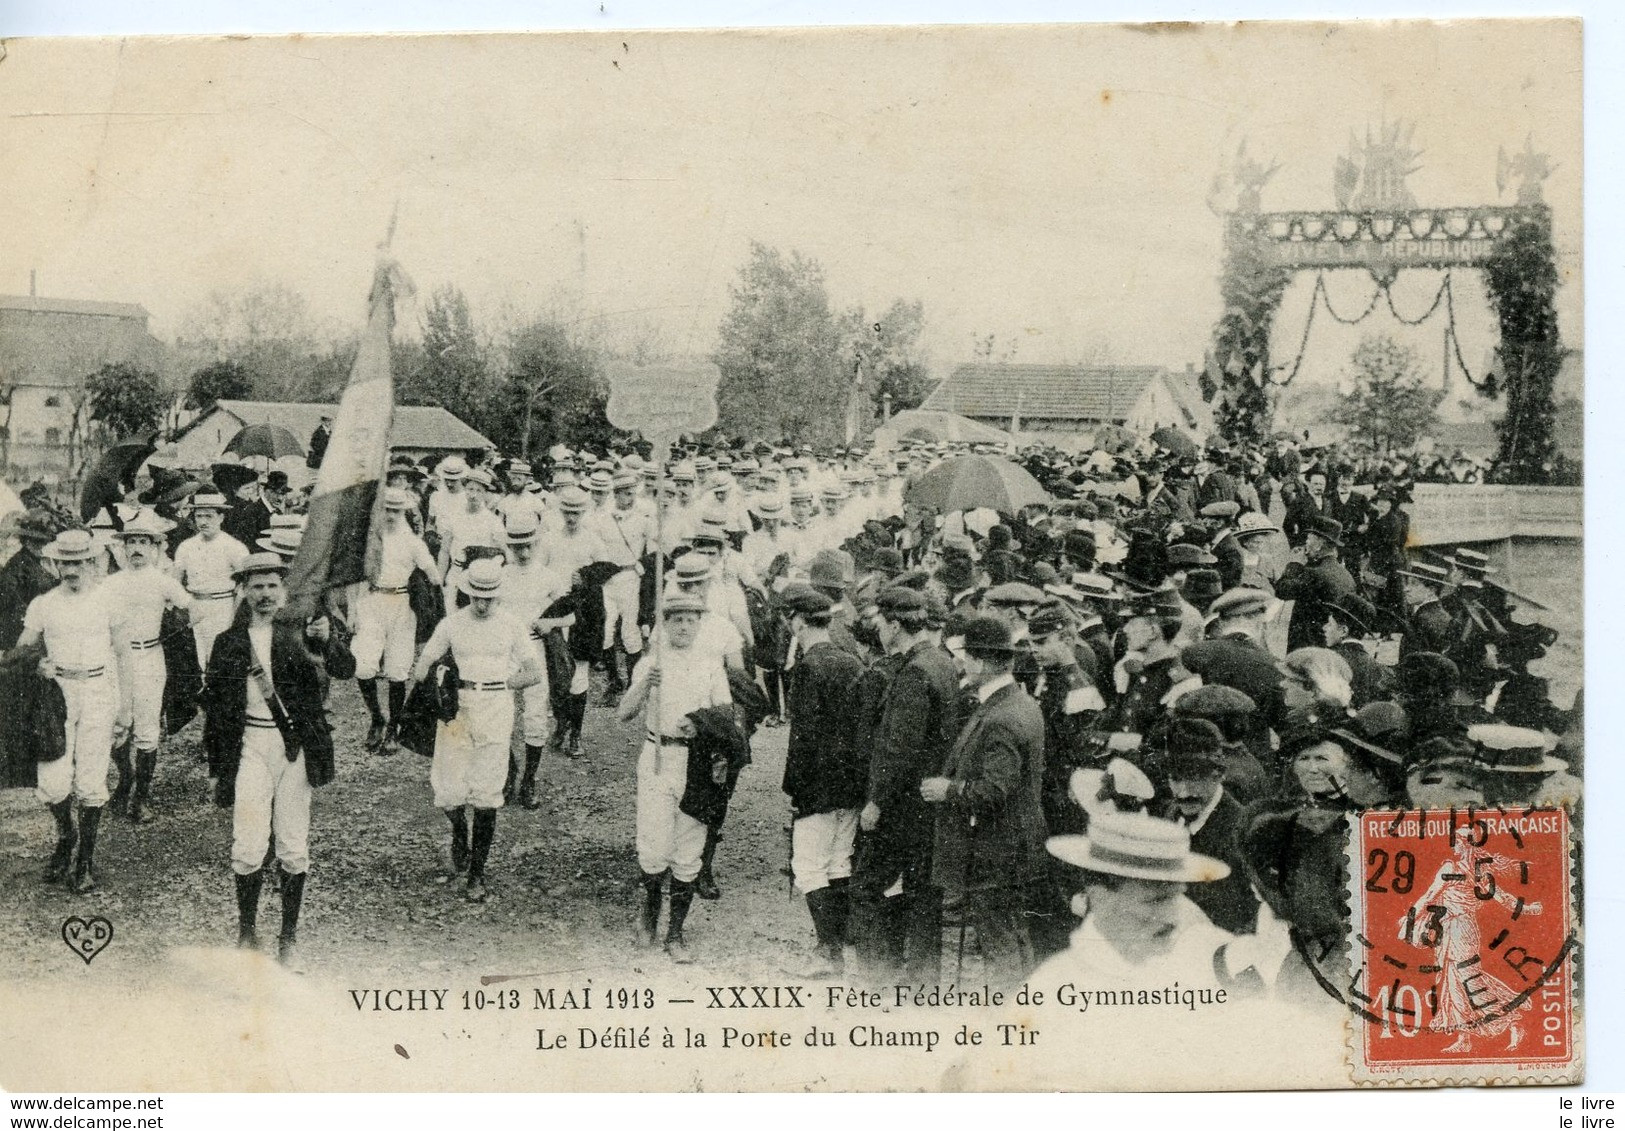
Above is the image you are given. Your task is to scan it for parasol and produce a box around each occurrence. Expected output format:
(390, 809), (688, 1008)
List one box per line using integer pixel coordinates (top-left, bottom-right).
(78, 434), (158, 522)
(1150, 427), (1199, 458)
(224, 422), (305, 460)
(903, 454), (1050, 516)
(211, 461), (260, 496)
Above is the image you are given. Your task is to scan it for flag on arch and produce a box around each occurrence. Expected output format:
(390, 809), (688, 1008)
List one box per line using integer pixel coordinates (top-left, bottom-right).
(281, 257), (413, 622)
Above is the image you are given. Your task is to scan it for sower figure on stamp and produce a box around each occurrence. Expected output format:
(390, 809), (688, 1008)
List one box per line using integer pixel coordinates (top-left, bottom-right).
(16, 529), (127, 894)
(102, 510), (191, 824)
(921, 614), (1048, 990)
(353, 487), (438, 754)
(409, 557), (544, 902)
(173, 490), (250, 668)
(780, 584), (865, 976)
(203, 552), (335, 966)
(617, 592), (733, 963)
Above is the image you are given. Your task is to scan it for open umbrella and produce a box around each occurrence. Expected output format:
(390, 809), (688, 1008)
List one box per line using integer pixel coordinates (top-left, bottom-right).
(78, 434), (158, 522)
(1150, 427), (1199, 458)
(224, 422), (305, 460)
(210, 461), (260, 496)
(903, 454), (1050, 516)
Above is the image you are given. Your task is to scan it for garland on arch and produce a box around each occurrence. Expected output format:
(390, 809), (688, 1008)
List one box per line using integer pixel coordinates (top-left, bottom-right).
(1201, 217), (1292, 446)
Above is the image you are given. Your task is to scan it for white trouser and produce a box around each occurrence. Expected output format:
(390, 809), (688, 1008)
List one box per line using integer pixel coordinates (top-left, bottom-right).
(431, 688), (512, 810)
(601, 568), (643, 653)
(230, 721), (312, 876)
(118, 645), (167, 752)
(519, 681), (552, 748)
(353, 589), (416, 681)
(191, 595), (237, 667)
(636, 740), (707, 881)
(792, 808), (859, 894)
(35, 672), (118, 807)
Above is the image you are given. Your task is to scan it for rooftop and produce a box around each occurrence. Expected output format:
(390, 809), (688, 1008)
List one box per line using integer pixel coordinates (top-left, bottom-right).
(921, 363), (1168, 423)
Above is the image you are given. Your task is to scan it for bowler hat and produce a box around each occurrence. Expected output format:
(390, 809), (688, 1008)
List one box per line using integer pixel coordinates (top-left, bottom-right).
(1304, 515), (1344, 547)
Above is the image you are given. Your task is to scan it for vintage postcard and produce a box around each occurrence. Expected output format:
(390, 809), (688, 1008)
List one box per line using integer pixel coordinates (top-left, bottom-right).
(0, 19), (1583, 1092)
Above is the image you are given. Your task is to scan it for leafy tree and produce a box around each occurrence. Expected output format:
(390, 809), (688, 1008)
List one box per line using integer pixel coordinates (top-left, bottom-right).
(500, 315), (602, 457)
(1330, 334), (1444, 453)
(184, 360), (255, 411)
(849, 298), (934, 417)
(87, 362), (167, 440)
(714, 243), (849, 444)
(398, 285), (496, 426)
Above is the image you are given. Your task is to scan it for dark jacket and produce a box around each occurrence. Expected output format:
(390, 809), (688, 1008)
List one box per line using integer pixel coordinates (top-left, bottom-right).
(680, 705), (750, 828)
(1276, 553), (1357, 652)
(0, 548), (54, 650)
(783, 640), (866, 815)
(1181, 633), (1287, 751)
(0, 642), (66, 786)
(1194, 470), (1238, 513)
(161, 604), (203, 735)
(1186, 789), (1261, 935)
(1401, 598), (1455, 659)
(930, 679), (1048, 903)
(203, 618), (335, 802)
(223, 497), (274, 550)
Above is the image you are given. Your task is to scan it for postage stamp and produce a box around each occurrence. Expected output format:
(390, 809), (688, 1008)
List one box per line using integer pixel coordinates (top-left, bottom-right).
(1345, 807), (1580, 1085)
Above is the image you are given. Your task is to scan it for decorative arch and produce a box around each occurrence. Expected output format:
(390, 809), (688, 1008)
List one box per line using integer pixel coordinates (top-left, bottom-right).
(1202, 130), (1562, 480)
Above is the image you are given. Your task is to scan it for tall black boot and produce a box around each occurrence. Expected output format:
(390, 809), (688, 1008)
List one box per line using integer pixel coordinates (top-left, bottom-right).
(467, 808), (496, 902)
(636, 870), (665, 948)
(792, 887), (841, 976)
(519, 745), (544, 810)
(358, 679), (386, 751)
(445, 807), (470, 874)
(235, 870), (264, 948)
(566, 694), (587, 756)
(384, 681), (407, 752)
(695, 825), (722, 900)
(71, 806), (103, 894)
(600, 647), (625, 705)
(278, 870), (307, 966)
(665, 877), (696, 963)
(109, 741), (135, 816)
(827, 876), (852, 951)
(128, 748), (158, 825)
(43, 800), (75, 883)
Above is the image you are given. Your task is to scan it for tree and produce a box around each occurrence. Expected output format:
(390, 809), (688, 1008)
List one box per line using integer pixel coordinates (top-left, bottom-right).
(499, 315), (602, 457)
(849, 298), (935, 417)
(184, 360), (255, 411)
(87, 362), (167, 441)
(175, 281), (335, 401)
(1330, 334), (1444, 453)
(714, 243), (849, 444)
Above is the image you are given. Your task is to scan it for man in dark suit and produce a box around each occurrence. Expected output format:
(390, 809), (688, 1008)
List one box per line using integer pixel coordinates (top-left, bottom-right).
(0, 511), (60, 789)
(1147, 717), (1260, 936)
(1192, 449), (1239, 514)
(1397, 562), (1457, 660)
(852, 587), (960, 983)
(1275, 515), (1357, 651)
(204, 552), (335, 968)
(922, 615), (1048, 989)
(1281, 469), (1329, 547)
(223, 471), (287, 550)
(781, 585), (867, 975)
(1325, 470), (1371, 574)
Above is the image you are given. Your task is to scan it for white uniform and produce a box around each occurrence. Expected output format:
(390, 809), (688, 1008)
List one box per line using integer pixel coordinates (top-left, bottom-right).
(632, 644), (731, 881)
(231, 621), (314, 876)
(23, 585), (122, 807)
(500, 556), (570, 747)
(439, 506), (507, 612)
(600, 503), (654, 654)
(426, 486), (466, 533)
(101, 566), (190, 753)
(741, 524), (793, 580)
(546, 522), (608, 581)
(417, 608), (542, 810)
(173, 532), (249, 666)
(1027, 896), (1235, 989)
(496, 491), (545, 527)
(355, 525), (438, 681)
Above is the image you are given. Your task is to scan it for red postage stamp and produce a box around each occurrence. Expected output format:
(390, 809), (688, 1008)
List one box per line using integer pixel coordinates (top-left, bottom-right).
(1345, 806), (1581, 1084)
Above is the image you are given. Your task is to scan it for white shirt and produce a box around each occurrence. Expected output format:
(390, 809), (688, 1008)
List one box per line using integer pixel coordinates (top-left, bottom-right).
(101, 565), (191, 643)
(440, 506), (507, 569)
(1027, 897), (1234, 988)
(500, 555), (573, 630)
(427, 486), (466, 532)
(174, 532), (249, 598)
(631, 642), (731, 736)
(417, 607), (542, 685)
(245, 621), (275, 719)
(547, 523), (609, 579)
(373, 525), (438, 589)
(600, 503), (655, 567)
(21, 583), (121, 670)
(741, 524), (791, 579)
(496, 491), (546, 527)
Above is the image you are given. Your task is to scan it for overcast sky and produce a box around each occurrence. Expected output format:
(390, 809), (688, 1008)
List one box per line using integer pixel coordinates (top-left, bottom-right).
(0, 21), (1581, 387)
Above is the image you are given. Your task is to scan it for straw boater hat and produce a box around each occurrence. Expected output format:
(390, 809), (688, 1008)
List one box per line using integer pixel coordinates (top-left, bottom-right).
(438, 456), (469, 482)
(671, 553), (712, 585)
(555, 485), (589, 514)
(458, 557), (504, 598)
(42, 528), (99, 563)
(612, 470), (639, 492)
(505, 513), (540, 545)
(258, 514), (307, 558)
(114, 509), (172, 542)
(754, 496), (786, 520)
(664, 591), (707, 617)
(382, 486), (416, 511)
(232, 550), (289, 581)
(1396, 561), (1451, 587)
(464, 467), (494, 491)
(1466, 723), (1568, 775)
(1047, 763), (1231, 884)
(587, 469), (613, 494)
(192, 491), (229, 513)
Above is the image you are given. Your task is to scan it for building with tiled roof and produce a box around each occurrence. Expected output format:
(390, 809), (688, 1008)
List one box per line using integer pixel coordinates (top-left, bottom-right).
(920, 362), (1211, 440)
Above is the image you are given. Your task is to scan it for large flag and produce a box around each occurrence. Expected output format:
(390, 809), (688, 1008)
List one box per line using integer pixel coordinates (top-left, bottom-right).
(281, 258), (411, 621)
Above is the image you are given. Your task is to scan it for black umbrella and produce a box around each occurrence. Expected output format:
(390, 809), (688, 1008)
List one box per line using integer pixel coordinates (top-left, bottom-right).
(224, 422), (305, 460)
(1150, 427), (1198, 458)
(902, 454), (1050, 516)
(211, 462), (260, 496)
(78, 434), (157, 523)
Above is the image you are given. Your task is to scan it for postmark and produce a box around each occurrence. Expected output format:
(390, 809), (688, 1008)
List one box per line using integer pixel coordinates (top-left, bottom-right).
(1344, 806), (1580, 1084)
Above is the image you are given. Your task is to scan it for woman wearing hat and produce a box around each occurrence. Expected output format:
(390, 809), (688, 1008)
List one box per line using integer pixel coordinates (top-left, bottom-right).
(101, 510), (191, 823)
(409, 557), (545, 902)
(173, 491), (251, 667)
(15, 529), (128, 893)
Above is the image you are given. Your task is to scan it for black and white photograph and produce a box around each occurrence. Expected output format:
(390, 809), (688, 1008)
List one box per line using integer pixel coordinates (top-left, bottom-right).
(0, 15), (1594, 1094)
